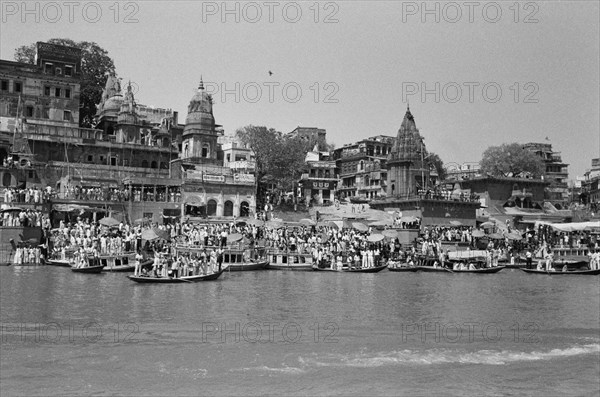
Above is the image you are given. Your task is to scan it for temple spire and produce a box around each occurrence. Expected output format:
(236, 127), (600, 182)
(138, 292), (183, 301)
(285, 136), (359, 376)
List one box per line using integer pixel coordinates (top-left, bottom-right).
(199, 75), (204, 90)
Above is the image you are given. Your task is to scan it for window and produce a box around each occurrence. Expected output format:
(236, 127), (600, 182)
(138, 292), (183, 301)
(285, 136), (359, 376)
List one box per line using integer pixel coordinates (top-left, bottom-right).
(44, 63), (53, 74)
(207, 199), (217, 216)
(42, 108), (49, 119)
(63, 110), (71, 121)
(100, 155), (105, 163)
(151, 161), (157, 169)
(87, 155), (93, 163)
(202, 144), (209, 158)
(65, 65), (73, 77)
(110, 157), (117, 166)
(26, 106), (34, 117)
(55, 88), (61, 97)
(141, 160), (148, 168)
(44, 86), (51, 96)
(55, 67), (62, 76)
(65, 89), (71, 99)
(226, 154), (231, 162)
(224, 201), (234, 216)
(28, 171), (35, 179)
(0, 80), (7, 91)
(14, 81), (22, 93)
(123, 159), (129, 167)
(143, 213), (153, 221)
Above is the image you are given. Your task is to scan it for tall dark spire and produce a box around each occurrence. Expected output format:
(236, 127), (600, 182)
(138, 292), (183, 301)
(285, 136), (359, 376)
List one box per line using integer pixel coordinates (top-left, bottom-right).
(199, 75), (204, 90)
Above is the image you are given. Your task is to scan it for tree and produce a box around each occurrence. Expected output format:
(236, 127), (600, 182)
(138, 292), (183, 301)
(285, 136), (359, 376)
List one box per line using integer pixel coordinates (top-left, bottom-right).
(426, 152), (447, 181)
(236, 125), (334, 199)
(479, 143), (545, 178)
(14, 38), (116, 127)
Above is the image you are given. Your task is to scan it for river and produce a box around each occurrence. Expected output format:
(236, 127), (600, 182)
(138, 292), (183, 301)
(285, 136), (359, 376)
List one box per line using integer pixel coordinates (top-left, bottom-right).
(1, 266), (598, 396)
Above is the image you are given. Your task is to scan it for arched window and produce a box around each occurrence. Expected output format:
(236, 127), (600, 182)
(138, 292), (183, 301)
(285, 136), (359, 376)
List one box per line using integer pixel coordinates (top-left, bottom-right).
(240, 201), (250, 217)
(2, 173), (12, 187)
(151, 161), (157, 169)
(224, 200), (234, 216)
(207, 199), (217, 216)
(142, 160), (148, 168)
(202, 144), (210, 158)
(163, 138), (169, 148)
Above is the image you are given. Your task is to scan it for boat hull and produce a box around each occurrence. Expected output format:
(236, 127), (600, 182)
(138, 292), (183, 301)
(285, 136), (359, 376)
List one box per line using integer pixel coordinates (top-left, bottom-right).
(266, 263), (314, 271)
(521, 268), (600, 275)
(388, 266), (418, 272)
(415, 266), (452, 273)
(452, 266), (505, 273)
(312, 264), (388, 273)
(128, 269), (225, 283)
(46, 259), (72, 267)
(227, 260), (268, 271)
(71, 265), (105, 274)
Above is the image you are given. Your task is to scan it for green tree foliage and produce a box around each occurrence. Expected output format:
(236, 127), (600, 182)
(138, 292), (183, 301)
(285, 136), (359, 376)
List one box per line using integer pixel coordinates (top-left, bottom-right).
(480, 143), (545, 178)
(14, 38), (116, 127)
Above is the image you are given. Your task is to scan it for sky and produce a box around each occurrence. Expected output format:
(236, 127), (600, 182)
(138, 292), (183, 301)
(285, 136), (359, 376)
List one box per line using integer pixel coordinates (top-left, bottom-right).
(1, 0), (598, 179)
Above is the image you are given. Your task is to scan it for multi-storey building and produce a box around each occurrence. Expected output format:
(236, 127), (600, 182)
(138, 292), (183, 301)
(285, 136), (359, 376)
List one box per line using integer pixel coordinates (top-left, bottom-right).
(286, 126), (326, 145)
(582, 158), (600, 207)
(299, 146), (338, 205)
(523, 142), (570, 208)
(0, 41), (256, 223)
(332, 135), (394, 200)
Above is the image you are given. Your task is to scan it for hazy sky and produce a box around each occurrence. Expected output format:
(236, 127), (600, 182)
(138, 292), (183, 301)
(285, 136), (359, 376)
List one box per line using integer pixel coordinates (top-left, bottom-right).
(1, 0), (598, 178)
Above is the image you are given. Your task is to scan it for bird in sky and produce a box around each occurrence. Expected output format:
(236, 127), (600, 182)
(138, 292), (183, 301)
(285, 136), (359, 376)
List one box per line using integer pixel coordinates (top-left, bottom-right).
(268, 71), (273, 76)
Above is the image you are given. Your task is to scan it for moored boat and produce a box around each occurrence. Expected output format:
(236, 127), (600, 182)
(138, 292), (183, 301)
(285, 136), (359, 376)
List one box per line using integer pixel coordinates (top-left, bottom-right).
(100, 252), (137, 272)
(312, 262), (388, 273)
(387, 260), (418, 272)
(70, 257), (105, 273)
(415, 265), (453, 273)
(521, 267), (600, 275)
(46, 259), (72, 267)
(451, 265), (505, 274)
(128, 268), (225, 283)
(266, 250), (314, 271)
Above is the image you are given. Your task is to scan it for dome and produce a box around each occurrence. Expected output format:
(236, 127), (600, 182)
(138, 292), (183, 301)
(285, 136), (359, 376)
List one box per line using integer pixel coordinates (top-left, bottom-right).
(97, 94), (123, 116)
(184, 78), (215, 135)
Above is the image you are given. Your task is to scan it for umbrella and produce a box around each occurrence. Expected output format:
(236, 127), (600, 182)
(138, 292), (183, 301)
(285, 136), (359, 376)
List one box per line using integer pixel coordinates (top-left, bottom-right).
(353, 222), (369, 232)
(327, 221), (340, 229)
(300, 218), (316, 226)
(99, 217), (120, 227)
(505, 231), (523, 241)
(367, 234), (385, 242)
(141, 229), (160, 241)
(266, 220), (284, 229)
(369, 220), (392, 227)
(449, 220), (462, 226)
(488, 232), (504, 240)
(382, 230), (398, 238)
(228, 233), (243, 243)
(246, 218), (264, 227)
(471, 229), (485, 238)
(480, 221), (495, 228)
(320, 233), (330, 243)
(1, 207), (24, 212)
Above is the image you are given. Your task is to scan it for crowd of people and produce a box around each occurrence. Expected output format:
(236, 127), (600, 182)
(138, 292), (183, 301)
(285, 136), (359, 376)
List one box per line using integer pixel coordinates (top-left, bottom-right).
(1, 209), (50, 228)
(3, 187), (54, 204)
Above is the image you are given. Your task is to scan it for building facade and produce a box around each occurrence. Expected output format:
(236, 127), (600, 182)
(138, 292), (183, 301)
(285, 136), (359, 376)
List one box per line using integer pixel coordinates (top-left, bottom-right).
(1, 42), (256, 223)
(332, 135), (394, 200)
(523, 142), (570, 208)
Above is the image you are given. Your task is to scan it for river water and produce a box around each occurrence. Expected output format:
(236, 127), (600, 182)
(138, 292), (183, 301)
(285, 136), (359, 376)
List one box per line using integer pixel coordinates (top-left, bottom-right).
(1, 266), (598, 396)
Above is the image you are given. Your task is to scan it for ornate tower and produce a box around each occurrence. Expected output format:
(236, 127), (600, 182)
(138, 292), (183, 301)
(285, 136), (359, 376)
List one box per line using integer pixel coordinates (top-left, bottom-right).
(386, 106), (430, 198)
(181, 78), (221, 162)
(116, 81), (139, 143)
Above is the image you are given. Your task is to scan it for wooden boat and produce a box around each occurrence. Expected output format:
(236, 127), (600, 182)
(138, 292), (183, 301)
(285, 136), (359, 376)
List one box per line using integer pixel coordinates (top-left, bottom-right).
(100, 252), (137, 272)
(415, 265), (453, 273)
(521, 268), (600, 275)
(312, 263), (388, 273)
(46, 258), (72, 267)
(128, 268), (225, 283)
(266, 250), (314, 271)
(174, 245), (268, 271)
(387, 260), (418, 272)
(70, 256), (105, 273)
(223, 247), (268, 271)
(452, 266), (505, 273)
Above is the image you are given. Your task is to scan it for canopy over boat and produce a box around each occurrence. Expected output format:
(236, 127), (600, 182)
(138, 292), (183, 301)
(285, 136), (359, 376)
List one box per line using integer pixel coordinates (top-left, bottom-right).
(544, 221), (600, 232)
